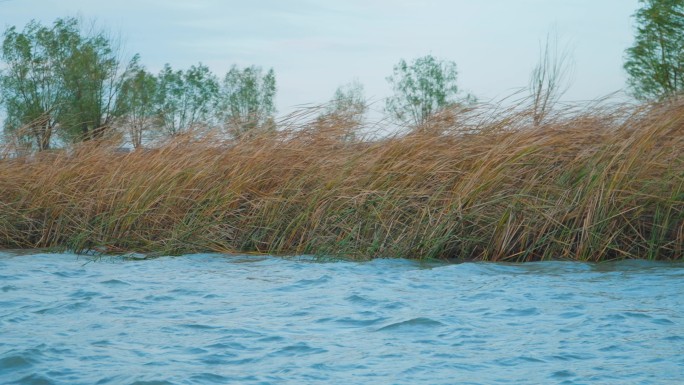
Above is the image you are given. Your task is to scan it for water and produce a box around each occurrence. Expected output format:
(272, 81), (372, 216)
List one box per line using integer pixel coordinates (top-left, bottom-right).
(1, 252), (682, 385)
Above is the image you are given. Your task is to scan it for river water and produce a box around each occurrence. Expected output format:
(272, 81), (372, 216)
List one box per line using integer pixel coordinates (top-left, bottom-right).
(0, 252), (682, 384)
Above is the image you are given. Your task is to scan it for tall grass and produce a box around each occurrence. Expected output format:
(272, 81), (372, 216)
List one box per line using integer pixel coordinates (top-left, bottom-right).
(0, 99), (682, 261)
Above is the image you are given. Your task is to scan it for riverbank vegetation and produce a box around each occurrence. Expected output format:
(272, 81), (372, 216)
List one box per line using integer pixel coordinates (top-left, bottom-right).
(0, 99), (682, 261)
(1, 2), (684, 261)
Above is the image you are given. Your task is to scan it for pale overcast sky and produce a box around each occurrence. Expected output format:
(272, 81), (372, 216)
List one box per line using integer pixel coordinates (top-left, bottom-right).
(1, 0), (640, 115)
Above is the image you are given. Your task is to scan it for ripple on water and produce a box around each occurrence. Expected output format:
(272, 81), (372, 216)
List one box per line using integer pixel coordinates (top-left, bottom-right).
(333, 316), (388, 327)
(8, 374), (55, 385)
(652, 317), (675, 325)
(504, 307), (540, 316)
(1, 285), (19, 292)
(0, 354), (33, 371)
(559, 311), (584, 319)
(99, 279), (131, 287)
(188, 373), (230, 384)
(0, 252), (682, 384)
(267, 342), (327, 357)
(376, 317), (446, 332)
(497, 356), (547, 367)
(551, 370), (576, 379)
(33, 301), (91, 315)
(199, 353), (237, 365)
(51, 270), (85, 278)
(345, 294), (380, 306)
(68, 289), (101, 299)
(623, 311), (653, 319)
(180, 323), (223, 330)
(142, 295), (175, 302)
(205, 341), (250, 351)
(277, 275), (333, 291)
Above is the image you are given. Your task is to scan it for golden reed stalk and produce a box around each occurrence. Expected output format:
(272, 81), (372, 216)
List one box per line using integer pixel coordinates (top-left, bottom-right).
(1, 100), (682, 261)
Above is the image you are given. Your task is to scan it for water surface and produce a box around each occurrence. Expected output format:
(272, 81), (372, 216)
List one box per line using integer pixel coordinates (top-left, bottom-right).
(1, 252), (682, 384)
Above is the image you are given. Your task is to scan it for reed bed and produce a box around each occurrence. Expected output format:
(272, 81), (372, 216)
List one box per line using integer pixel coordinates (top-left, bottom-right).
(0, 100), (682, 261)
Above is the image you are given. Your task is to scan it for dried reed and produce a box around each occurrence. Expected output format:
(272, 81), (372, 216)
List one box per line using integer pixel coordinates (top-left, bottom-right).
(0, 100), (682, 261)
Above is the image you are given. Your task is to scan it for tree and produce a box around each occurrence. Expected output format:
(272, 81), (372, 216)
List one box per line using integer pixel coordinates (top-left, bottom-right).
(218, 65), (276, 138)
(155, 63), (219, 136)
(116, 55), (157, 148)
(625, 0), (684, 100)
(1, 20), (65, 150)
(385, 55), (472, 127)
(314, 80), (367, 142)
(0, 17), (133, 149)
(529, 31), (573, 126)
(55, 18), (129, 142)
(325, 80), (367, 125)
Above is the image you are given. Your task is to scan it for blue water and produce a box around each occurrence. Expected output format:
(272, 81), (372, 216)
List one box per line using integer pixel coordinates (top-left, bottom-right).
(0, 252), (682, 385)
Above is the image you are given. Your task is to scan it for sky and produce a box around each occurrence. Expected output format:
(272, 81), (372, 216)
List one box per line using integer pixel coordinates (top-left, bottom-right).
(0, 0), (641, 116)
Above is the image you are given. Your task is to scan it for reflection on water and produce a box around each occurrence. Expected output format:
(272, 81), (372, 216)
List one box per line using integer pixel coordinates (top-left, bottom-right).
(1, 252), (682, 384)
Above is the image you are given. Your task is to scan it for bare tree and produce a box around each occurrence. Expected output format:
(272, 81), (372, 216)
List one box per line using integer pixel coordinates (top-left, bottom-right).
(529, 31), (573, 126)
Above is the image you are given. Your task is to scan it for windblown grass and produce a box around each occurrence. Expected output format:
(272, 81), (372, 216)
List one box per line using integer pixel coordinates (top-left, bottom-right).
(0, 100), (682, 261)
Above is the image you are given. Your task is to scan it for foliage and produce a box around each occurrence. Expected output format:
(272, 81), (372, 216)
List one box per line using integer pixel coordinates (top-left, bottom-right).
(0, 17), (132, 149)
(625, 0), (684, 100)
(386, 55), (472, 127)
(116, 55), (157, 148)
(217, 65), (277, 138)
(1, 20), (65, 150)
(326, 80), (367, 124)
(55, 18), (127, 142)
(314, 80), (367, 142)
(155, 63), (219, 136)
